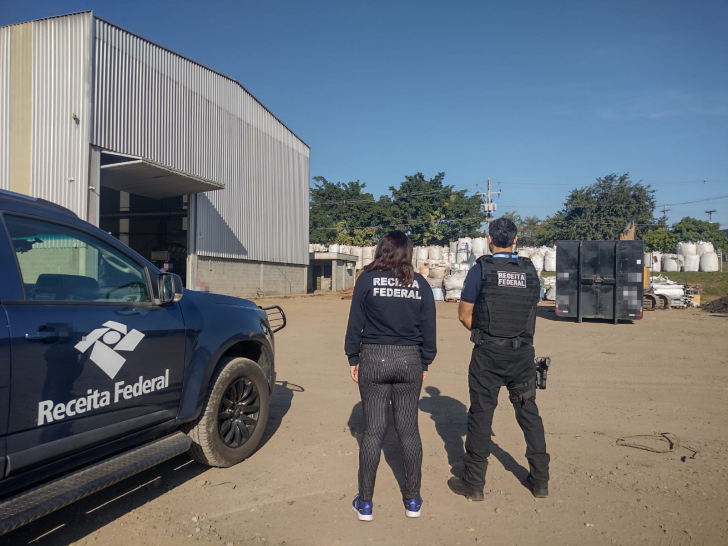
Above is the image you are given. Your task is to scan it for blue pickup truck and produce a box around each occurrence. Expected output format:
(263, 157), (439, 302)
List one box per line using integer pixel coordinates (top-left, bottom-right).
(0, 189), (285, 534)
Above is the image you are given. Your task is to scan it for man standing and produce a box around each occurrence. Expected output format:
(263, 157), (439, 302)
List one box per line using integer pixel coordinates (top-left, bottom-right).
(447, 217), (550, 501)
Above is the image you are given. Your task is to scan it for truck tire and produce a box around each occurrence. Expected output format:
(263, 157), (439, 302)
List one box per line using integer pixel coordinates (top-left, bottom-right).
(185, 357), (270, 467)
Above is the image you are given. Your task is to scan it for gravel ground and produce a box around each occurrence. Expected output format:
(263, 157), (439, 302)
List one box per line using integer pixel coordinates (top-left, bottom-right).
(2, 297), (727, 546)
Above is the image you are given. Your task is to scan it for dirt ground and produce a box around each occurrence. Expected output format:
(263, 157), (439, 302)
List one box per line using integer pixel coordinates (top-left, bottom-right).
(3, 297), (727, 546)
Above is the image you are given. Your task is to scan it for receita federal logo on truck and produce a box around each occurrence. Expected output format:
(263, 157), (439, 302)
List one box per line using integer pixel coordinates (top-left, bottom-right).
(37, 369), (170, 426)
(74, 320), (145, 379)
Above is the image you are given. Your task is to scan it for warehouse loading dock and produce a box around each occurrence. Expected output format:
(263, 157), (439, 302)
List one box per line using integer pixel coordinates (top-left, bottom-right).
(308, 252), (357, 292)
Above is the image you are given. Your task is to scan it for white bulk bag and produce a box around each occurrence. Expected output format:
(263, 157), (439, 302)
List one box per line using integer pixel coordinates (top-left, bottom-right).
(662, 254), (679, 272)
(700, 252), (719, 272)
(677, 242), (697, 256)
(544, 249), (556, 272)
(428, 246), (443, 260)
(682, 254), (700, 272)
(696, 241), (714, 256)
(444, 270), (468, 291)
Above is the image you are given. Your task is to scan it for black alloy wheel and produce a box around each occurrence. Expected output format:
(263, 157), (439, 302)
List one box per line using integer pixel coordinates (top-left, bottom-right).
(218, 378), (260, 448)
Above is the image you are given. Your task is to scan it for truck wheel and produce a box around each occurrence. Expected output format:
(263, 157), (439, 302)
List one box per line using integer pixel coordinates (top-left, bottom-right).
(185, 357), (270, 467)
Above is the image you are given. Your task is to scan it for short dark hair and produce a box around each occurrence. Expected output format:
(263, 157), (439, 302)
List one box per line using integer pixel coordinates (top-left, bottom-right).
(489, 217), (518, 248)
(364, 230), (415, 286)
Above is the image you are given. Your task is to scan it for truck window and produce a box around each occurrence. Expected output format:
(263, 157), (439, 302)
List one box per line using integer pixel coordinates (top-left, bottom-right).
(3, 215), (151, 303)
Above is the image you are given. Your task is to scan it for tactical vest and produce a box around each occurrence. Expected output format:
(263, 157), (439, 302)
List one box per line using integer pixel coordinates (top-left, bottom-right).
(471, 254), (540, 340)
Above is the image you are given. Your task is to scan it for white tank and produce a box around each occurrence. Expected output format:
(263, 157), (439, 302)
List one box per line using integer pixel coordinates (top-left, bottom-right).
(682, 254), (700, 272)
(328, 244), (340, 253)
(414, 247), (428, 260)
(696, 241), (714, 256)
(662, 254), (679, 272)
(677, 242), (697, 255)
(544, 249), (556, 272)
(428, 246), (443, 260)
(700, 251), (720, 272)
(472, 237), (487, 257)
(363, 246), (374, 260)
(449, 241), (458, 255)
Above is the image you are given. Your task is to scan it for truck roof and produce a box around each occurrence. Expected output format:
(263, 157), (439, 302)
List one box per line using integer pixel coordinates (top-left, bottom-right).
(0, 189), (78, 219)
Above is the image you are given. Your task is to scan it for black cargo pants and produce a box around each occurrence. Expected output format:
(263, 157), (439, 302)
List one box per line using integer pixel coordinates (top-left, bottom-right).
(462, 340), (550, 491)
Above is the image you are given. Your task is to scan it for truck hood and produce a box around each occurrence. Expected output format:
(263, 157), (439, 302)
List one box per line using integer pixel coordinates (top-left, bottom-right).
(189, 290), (259, 309)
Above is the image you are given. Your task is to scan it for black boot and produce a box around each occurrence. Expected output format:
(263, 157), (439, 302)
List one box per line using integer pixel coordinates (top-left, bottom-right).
(447, 477), (484, 501)
(527, 475), (548, 498)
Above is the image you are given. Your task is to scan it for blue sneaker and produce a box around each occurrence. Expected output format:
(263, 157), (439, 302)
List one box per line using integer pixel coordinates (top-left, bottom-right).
(352, 494), (373, 521)
(404, 496), (423, 518)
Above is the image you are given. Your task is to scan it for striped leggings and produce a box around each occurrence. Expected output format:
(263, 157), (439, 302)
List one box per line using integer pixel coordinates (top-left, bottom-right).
(358, 344), (423, 502)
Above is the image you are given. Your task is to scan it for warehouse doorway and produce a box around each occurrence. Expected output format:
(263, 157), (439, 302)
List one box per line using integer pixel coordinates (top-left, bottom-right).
(97, 151), (223, 286)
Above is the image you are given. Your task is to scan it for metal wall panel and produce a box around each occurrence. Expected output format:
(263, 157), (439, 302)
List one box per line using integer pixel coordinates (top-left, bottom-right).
(29, 13), (93, 217)
(0, 26), (10, 190)
(93, 19), (310, 265)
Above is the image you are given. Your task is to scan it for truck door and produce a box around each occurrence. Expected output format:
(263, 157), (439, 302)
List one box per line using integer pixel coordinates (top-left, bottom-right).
(0, 213), (186, 477)
(0, 219), (21, 481)
(0, 310), (9, 479)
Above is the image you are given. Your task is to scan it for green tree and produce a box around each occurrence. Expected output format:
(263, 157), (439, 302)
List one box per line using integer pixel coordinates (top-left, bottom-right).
(309, 177), (383, 245)
(643, 228), (678, 253)
(538, 173), (656, 245)
(386, 172), (483, 245)
(670, 217), (728, 252)
(503, 212), (542, 246)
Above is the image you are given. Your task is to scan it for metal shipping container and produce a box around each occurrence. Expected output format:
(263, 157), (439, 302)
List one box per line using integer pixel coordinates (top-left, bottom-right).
(555, 240), (644, 323)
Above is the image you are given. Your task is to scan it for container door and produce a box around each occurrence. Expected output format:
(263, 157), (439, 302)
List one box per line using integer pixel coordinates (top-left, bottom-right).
(616, 241), (644, 321)
(555, 241), (580, 318)
(578, 241), (616, 321)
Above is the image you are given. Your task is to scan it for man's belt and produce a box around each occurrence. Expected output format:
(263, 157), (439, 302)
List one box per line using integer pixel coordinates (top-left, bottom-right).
(470, 328), (531, 349)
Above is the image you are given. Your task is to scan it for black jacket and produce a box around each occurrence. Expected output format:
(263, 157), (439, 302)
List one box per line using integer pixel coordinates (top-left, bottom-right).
(344, 270), (437, 370)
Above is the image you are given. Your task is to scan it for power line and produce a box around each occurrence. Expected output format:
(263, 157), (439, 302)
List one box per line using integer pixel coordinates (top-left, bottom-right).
(660, 195), (728, 207)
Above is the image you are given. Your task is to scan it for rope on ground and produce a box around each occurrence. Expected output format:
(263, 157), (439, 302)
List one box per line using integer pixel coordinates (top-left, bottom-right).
(616, 432), (698, 460)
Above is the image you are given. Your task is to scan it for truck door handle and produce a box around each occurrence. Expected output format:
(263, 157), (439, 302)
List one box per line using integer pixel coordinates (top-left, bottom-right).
(25, 331), (59, 341)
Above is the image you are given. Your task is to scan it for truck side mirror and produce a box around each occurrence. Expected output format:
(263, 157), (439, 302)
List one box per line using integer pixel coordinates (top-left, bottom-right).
(158, 272), (184, 304)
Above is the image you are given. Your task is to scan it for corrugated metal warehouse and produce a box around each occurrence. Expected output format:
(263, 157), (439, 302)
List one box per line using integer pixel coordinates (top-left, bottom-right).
(0, 11), (310, 297)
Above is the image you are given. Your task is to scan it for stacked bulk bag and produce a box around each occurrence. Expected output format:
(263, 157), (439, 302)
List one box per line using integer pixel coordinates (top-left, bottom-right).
(444, 270), (468, 301)
(472, 237), (487, 257)
(682, 254), (700, 272)
(428, 246), (443, 260)
(696, 241), (714, 256)
(700, 252), (719, 272)
(662, 254), (679, 272)
(677, 242), (697, 256)
(544, 248), (556, 272)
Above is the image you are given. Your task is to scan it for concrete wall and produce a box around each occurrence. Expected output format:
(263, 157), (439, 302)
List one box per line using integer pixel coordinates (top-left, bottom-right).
(194, 257), (306, 298)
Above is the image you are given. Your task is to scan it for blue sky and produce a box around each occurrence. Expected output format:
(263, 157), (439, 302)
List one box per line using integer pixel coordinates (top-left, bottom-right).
(3, 0), (727, 227)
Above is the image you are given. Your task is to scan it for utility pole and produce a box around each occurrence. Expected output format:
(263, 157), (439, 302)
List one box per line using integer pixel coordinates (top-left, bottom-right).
(477, 178), (501, 233)
(661, 204), (670, 227)
(705, 209), (716, 223)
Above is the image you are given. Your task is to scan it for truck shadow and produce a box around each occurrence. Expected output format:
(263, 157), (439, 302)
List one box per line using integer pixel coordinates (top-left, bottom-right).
(0, 380), (302, 546)
(0, 454), (207, 546)
(258, 380), (304, 450)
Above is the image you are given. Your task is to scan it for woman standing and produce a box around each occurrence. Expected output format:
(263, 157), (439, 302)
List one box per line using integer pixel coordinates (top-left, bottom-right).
(345, 231), (437, 521)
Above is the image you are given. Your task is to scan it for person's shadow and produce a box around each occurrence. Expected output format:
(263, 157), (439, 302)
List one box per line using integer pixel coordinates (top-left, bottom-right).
(347, 402), (407, 496)
(419, 386), (529, 487)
